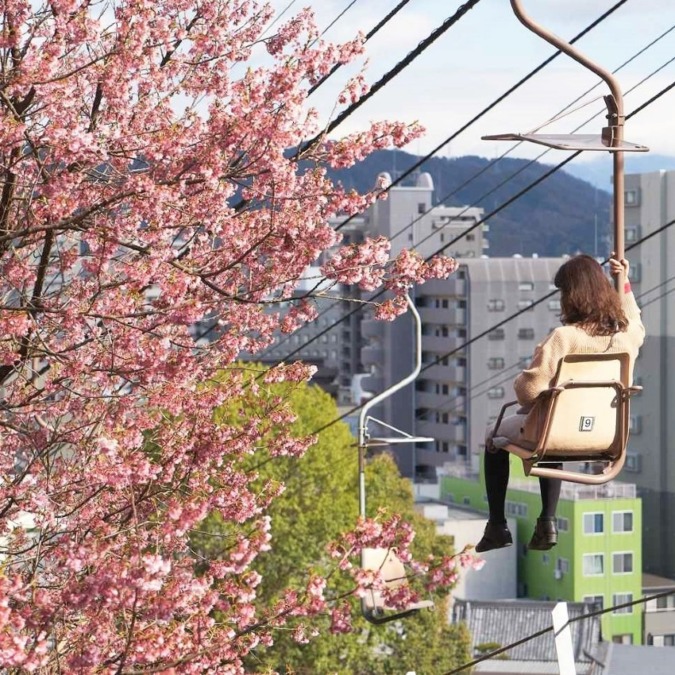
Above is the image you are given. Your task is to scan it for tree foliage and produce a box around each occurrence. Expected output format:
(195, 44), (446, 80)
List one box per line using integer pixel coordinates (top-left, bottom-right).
(193, 380), (472, 674)
(0, 2), (458, 671)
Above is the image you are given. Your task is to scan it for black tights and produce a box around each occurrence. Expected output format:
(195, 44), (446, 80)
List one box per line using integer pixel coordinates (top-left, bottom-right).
(484, 447), (562, 523)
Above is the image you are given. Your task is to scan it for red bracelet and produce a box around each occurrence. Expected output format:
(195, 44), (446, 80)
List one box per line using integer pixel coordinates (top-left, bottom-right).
(624, 281), (631, 293)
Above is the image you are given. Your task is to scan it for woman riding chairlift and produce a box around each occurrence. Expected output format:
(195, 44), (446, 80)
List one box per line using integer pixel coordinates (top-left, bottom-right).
(476, 254), (645, 553)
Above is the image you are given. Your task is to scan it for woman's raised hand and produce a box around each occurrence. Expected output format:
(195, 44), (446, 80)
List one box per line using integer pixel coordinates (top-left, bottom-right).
(609, 255), (630, 278)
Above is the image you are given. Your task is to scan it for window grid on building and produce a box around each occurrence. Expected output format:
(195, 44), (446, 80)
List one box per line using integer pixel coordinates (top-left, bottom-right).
(583, 553), (604, 576)
(583, 513), (604, 535)
(612, 593), (633, 614)
(612, 552), (633, 574)
(612, 511), (633, 533)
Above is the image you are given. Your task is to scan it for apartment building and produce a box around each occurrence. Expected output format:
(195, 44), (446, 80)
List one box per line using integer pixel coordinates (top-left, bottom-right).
(255, 172), (486, 402)
(442, 468), (644, 644)
(623, 170), (675, 578)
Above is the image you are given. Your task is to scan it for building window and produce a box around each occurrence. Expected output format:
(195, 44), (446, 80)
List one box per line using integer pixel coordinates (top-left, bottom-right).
(488, 357), (505, 369)
(556, 517), (570, 532)
(612, 593), (633, 614)
(612, 634), (634, 644)
(418, 202), (426, 214)
(629, 416), (642, 433)
(548, 299), (561, 311)
(517, 299), (534, 311)
(624, 189), (640, 206)
(665, 634), (675, 646)
(583, 513), (604, 534)
(583, 595), (604, 611)
(629, 262), (641, 282)
(488, 299), (505, 311)
(517, 328), (535, 340)
(583, 553), (604, 576)
(556, 558), (570, 574)
(488, 328), (505, 340)
(519, 356), (531, 367)
(613, 552), (633, 574)
(505, 502), (528, 517)
(625, 453), (641, 473)
(625, 225), (640, 242)
(518, 281), (534, 291)
(613, 511), (633, 533)
(487, 386), (505, 399)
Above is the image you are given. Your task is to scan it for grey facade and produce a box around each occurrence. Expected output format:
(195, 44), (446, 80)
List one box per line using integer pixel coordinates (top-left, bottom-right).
(623, 170), (675, 578)
(361, 256), (566, 479)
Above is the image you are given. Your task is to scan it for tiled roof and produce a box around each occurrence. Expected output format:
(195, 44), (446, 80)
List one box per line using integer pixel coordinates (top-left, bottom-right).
(642, 572), (675, 589)
(453, 598), (602, 663)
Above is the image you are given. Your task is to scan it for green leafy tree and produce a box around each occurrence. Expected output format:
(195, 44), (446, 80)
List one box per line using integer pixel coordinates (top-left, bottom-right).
(192, 373), (472, 674)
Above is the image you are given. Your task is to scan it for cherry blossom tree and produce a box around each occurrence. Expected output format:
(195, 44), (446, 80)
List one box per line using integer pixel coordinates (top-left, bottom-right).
(0, 1), (460, 671)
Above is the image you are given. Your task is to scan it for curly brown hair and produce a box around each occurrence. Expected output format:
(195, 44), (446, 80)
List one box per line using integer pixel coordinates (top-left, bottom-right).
(554, 254), (628, 336)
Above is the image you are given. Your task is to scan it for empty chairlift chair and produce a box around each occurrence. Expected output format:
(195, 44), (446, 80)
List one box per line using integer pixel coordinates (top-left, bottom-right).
(488, 353), (641, 485)
(358, 295), (434, 624)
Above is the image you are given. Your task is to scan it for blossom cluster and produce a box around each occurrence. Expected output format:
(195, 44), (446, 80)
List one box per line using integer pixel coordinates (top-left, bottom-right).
(0, 1), (459, 671)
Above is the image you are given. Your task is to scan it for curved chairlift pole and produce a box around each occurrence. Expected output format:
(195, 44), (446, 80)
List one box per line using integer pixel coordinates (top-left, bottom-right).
(482, 0), (649, 287)
(358, 294), (434, 624)
(483, 0), (647, 486)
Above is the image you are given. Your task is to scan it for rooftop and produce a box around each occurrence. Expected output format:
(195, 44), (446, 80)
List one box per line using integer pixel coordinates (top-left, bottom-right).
(453, 598), (604, 671)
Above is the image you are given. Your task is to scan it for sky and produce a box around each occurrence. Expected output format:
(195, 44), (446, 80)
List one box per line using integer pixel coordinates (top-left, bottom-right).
(267, 0), (675, 166)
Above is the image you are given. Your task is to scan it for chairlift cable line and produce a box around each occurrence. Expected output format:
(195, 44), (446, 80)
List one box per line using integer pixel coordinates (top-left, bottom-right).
(297, 0), (484, 160)
(307, 0), (417, 96)
(442, 589), (675, 674)
(262, 76), (675, 392)
(216, 1), (644, 351)
(414, 270), (675, 424)
(310, 205), (675, 435)
(256, 22), (672, 359)
(330, 0), (629, 233)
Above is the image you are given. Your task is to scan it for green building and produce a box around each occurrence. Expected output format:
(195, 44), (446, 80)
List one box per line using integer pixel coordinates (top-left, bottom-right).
(441, 458), (643, 644)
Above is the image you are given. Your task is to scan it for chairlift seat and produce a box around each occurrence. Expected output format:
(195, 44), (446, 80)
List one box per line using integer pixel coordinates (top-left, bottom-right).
(489, 353), (641, 485)
(361, 547), (434, 624)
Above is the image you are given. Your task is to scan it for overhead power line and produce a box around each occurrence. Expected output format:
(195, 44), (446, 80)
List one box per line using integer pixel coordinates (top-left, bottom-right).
(257, 22), (675, 360)
(299, 0), (483, 156)
(332, 0), (629, 232)
(272, 72), (675, 377)
(308, 0), (416, 96)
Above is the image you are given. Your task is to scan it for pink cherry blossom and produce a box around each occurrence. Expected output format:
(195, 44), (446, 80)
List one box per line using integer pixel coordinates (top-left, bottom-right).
(0, 1), (459, 670)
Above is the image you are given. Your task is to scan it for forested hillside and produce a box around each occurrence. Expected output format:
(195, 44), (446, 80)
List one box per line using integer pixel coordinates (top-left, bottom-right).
(327, 149), (613, 258)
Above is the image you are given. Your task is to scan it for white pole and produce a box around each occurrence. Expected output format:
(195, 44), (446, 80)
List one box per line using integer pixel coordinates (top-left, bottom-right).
(552, 602), (577, 675)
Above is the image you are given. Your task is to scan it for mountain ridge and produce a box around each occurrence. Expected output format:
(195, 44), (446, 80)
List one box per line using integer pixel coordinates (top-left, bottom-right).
(327, 149), (613, 258)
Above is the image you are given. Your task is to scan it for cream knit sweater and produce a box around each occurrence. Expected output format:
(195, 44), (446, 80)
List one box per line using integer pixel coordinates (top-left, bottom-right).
(513, 290), (645, 441)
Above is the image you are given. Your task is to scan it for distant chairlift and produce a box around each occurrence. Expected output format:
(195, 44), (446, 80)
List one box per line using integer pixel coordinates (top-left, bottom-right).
(358, 295), (434, 624)
(482, 0), (648, 485)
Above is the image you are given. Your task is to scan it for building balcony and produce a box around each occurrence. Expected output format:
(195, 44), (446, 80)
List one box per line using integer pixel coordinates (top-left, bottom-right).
(422, 363), (466, 383)
(420, 278), (466, 297)
(415, 391), (466, 415)
(361, 344), (384, 367)
(422, 336), (462, 354)
(417, 421), (467, 444)
(509, 477), (636, 501)
(419, 307), (467, 326)
(361, 319), (384, 340)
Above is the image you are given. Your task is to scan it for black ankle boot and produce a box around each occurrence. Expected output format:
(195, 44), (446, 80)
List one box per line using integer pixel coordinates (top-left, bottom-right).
(528, 517), (558, 551)
(476, 521), (513, 553)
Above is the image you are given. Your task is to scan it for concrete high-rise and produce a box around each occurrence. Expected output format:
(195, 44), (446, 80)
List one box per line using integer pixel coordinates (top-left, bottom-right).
(623, 170), (675, 578)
